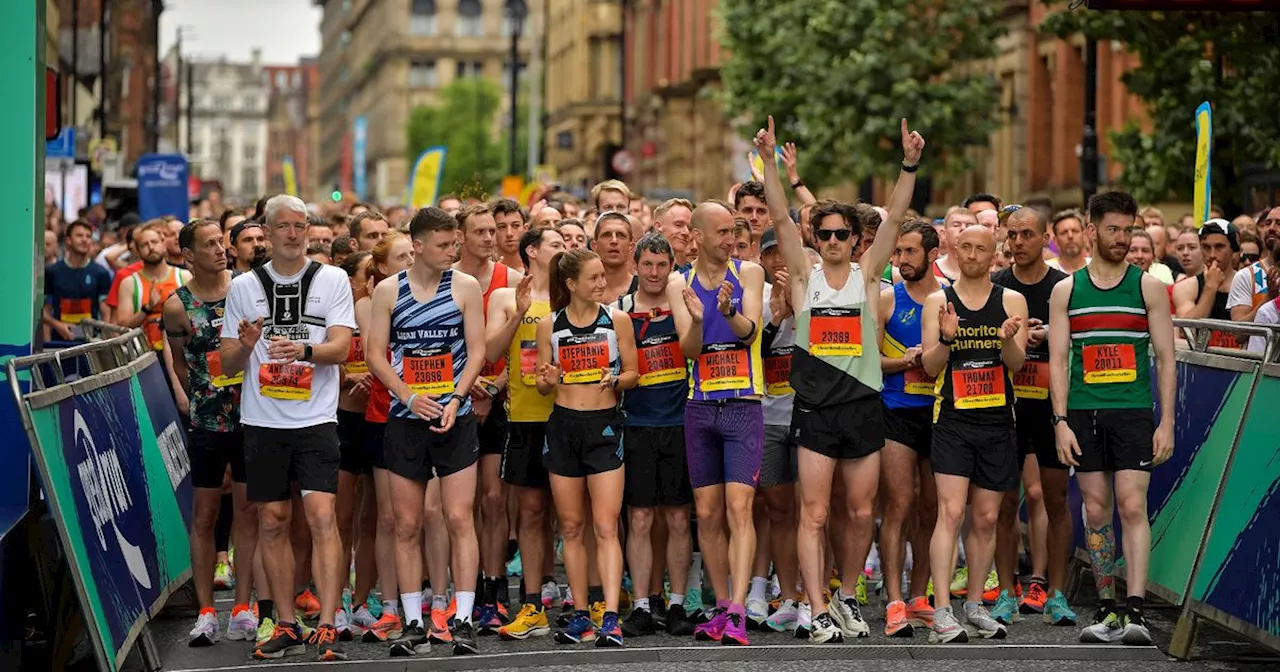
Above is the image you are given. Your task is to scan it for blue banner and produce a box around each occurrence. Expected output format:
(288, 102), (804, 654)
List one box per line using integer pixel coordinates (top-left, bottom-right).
(135, 154), (189, 221)
(353, 116), (367, 199)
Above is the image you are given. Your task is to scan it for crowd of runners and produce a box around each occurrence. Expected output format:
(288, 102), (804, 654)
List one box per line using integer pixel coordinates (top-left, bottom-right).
(39, 113), (1280, 663)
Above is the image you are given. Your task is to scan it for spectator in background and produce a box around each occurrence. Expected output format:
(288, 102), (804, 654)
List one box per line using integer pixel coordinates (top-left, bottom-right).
(555, 219), (589, 251)
(1172, 228), (1205, 282)
(331, 236), (356, 267)
(384, 205), (408, 230)
(329, 213), (351, 239)
(1239, 231), (1261, 267)
(165, 218), (187, 269)
(307, 216), (335, 248)
(531, 205), (563, 229)
(1233, 214), (1257, 238)
(44, 229), (60, 266)
(307, 241), (332, 265)
(1229, 205), (1280, 322)
(44, 220), (114, 342)
(348, 201), (372, 217)
(963, 192), (1001, 214)
(1126, 228), (1172, 283)
(438, 194), (463, 216)
(1178, 213), (1196, 229)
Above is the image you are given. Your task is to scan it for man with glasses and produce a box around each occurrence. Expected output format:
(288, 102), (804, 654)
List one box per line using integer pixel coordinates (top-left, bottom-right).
(1229, 205), (1280, 322)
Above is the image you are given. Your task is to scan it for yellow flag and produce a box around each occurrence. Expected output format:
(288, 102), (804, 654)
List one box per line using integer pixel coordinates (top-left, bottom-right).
(282, 157), (298, 196)
(409, 147), (448, 209)
(1193, 101), (1212, 229)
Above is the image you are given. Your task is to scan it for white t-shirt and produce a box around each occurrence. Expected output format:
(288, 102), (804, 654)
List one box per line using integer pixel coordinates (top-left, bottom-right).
(1246, 298), (1279, 354)
(1227, 261), (1266, 312)
(221, 260), (357, 429)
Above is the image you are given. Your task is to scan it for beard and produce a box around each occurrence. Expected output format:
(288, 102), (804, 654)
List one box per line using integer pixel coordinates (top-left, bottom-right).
(250, 246), (270, 268)
(899, 262), (929, 282)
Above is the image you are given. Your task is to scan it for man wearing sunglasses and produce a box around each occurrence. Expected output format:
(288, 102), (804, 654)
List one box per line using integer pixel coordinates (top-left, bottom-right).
(757, 115), (924, 643)
(1228, 205), (1280, 323)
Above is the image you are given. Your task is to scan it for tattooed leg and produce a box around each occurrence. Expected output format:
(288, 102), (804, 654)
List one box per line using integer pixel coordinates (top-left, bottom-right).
(1085, 524), (1116, 601)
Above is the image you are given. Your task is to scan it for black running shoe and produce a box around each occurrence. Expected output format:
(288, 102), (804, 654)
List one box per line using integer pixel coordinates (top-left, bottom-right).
(621, 607), (654, 637)
(253, 621), (305, 660)
(310, 624), (346, 662)
(666, 603), (696, 637)
(452, 619), (479, 655)
(389, 621), (430, 657)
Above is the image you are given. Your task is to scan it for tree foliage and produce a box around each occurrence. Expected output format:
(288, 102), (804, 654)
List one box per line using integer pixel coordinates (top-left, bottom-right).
(717, 0), (1008, 189)
(1040, 3), (1280, 212)
(405, 77), (530, 198)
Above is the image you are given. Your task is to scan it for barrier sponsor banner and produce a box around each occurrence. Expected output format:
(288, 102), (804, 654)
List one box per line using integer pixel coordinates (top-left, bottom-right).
(22, 358), (191, 671)
(134, 359), (195, 533)
(1192, 371), (1280, 640)
(1071, 359), (1249, 604)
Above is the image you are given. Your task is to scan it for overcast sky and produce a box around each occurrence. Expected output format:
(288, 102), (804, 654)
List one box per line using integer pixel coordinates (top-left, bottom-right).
(159, 0), (321, 65)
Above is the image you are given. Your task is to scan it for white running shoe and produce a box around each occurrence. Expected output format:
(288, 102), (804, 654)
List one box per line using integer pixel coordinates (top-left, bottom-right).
(351, 605), (378, 635)
(226, 608), (258, 641)
(541, 581), (561, 608)
(808, 612), (843, 644)
(828, 597), (871, 639)
(765, 600), (799, 632)
(189, 611), (220, 646)
(795, 601), (812, 639)
(334, 608), (354, 641)
(745, 596), (770, 628)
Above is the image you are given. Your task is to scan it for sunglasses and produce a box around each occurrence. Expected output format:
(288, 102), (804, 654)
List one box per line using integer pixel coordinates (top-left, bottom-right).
(1241, 253), (1261, 264)
(815, 228), (853, 242)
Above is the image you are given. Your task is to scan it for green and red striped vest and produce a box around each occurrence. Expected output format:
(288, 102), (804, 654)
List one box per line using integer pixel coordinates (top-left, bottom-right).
(1067, 264), (1152, 410)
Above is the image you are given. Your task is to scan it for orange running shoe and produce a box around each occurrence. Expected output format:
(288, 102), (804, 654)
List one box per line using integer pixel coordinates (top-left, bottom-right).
(884, 600), (914, 638)
(429, 607), (454, 644)
(294, 589), (320, 620)
(361, 612), (403, 643)
(905, 596), (934, 629)
(1020, 580), (1048, 614)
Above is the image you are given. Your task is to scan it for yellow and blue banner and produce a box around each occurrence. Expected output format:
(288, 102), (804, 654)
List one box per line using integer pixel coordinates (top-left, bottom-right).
(408, 147), (448, 209)
(281, 157), (298, 196)
(1193, 101), (1212, 229)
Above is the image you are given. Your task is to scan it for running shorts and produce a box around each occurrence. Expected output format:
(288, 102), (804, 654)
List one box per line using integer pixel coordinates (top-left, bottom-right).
(684, 399), (764, 489)
(1066, 408), (1155, 473)
(336, 409), (370, 474)
(760, 424), (796, 488)
(930, 416), (1018, 492)
(792, 395), (885, 461)
(502, 421), (550, 489)
(624, 425), (692, 507)
(883, 404), (933, 456)
(383, 414), (480, 482)
(188, 426), (245, 488)
(244, 423), (340, 502)
(478, 402), (510, 456)
(544, 407), (624, 478)
(1016, 402), (1066, 470)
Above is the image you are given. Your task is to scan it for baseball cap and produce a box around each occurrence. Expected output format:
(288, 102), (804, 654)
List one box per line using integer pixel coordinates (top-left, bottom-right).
(1199, 218), (1240, 252)
(760, 227), (779, 254)
(230, 219), (263, 245)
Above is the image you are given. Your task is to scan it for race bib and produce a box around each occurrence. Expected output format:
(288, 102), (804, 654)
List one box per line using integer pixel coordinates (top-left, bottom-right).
(482, 356), (507, 379)
(259, 362), (313, 400)
(951, 364), (1006, 409)
(558, 332), (609, 384)
(519, 339), (538, 386)
(1082, 344), (1137, 384)
(637, 332), (684, 387)
(59, 297), (92, 324)
(764, 346), (793, 396)
(696, 343), (751, 393)
(903, 367), (936, 396)
(207, 350), (243, 388)
(810, 307), (862, 357)
(404, 346), (456, 395)
(1013, 359), (1049, 400)
(345, 336), (368, 374)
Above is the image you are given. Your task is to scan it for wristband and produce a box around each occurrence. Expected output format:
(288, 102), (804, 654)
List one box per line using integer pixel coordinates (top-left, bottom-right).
(940, 333), (957, 346)
(791, 179), (805, 189)
(902, 162), (920, 173)
(406, 392), (419, 408)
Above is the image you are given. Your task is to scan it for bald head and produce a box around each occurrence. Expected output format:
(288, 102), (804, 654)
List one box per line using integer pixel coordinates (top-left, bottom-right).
(692, 200), (734, 232)
(691, 200), (736, 263)
(1008, 207), (1047, 233)
(954, 225), (997, 280)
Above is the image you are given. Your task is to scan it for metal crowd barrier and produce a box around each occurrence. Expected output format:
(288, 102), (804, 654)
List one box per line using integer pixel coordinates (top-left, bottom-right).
(7, 327), (186, 672)
(1065, 318), (1280, 659)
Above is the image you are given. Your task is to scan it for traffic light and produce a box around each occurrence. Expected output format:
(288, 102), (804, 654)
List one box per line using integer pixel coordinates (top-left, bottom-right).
(331, 183), (342, 202)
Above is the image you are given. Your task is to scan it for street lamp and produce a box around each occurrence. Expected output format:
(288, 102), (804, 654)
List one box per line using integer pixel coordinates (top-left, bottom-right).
(505, 0), (527, 177)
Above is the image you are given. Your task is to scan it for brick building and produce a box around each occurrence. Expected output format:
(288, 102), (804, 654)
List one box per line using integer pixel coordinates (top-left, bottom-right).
(264, 61), (319, 199)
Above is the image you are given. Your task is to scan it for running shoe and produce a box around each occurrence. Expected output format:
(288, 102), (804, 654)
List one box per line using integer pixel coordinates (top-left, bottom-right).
(541, 581), (560, 608)
(590, 601), (607, 628)
(362, 612), (403, 643)
(795, 602), (812, 639)
(949, 567), (969, 597)
(621, 606), (654, 637)
(721, 611), (749, 646)
(854, 575), (869, 606)
(1080, 606), (1123, 643)
(1044, 590), (1078, 626)
(906, 596), (935, 629)
(555, 611), (597, 644)
(310, 624), (346, 662)
(188, 610), (220, 647)
(388, 620), (431, 657)
(213, 561), (234, 591)
(1120, 608), (1153, 646)
(506, 551), (522, 577)
(928, 605), (968, 644)
(334, 608), (354, 641)
(745, 596), (770, 630)
(694, 609), (728, 642)
(476, 604), (503, 635)
(596, 612), (624, 648)
(366, 593), (384, 619)
(884, 599), (913, 638)
(979, 571), (1000, 604)
(429, 607), (454, 644)
(765, 600), (799, 632)
(651, 598), (669, 629)
(295, 589), (321, 621)
(453, 619), (479, 654)
(990, 590), (1020, 625)
(350, 605), (378, 636)
(808, 612), (842, 644)
(254, 621), (306, 660)
(1020, 579), (1049, 614)
(964, 601), (1007, 639)
(227, 605), (258, 641)
(666, 603), (696, 636)
(829, 597), (870, 639)
(499, 603), (551, 640)
(255, 617), (276, 647)
(556, 600), (576, 628)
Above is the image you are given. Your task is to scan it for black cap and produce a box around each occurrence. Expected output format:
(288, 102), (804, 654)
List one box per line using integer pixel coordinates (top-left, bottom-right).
(760, 227), (778, 253)
(230, 219), (263, 245)
(118, 212), (141, 229)
(1199, 218), (1240, 252)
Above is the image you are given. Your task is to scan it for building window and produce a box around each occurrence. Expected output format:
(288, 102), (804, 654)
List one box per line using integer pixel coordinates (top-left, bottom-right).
(411, 0), (437, 36)
(242, 168), (258, 195)
(214, 96), (230, 109)
(410, 60), (438, 88)
(191, 140), (202, 156)
(556, 131), (572, 150)
(276, 71), (287, 88)
(456, 60), (484, 79)
(244, 144), (258, 161)
(457, 0), (483, 37)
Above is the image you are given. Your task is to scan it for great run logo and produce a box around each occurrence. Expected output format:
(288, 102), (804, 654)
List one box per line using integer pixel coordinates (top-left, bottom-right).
(73, 409), (152, 590)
